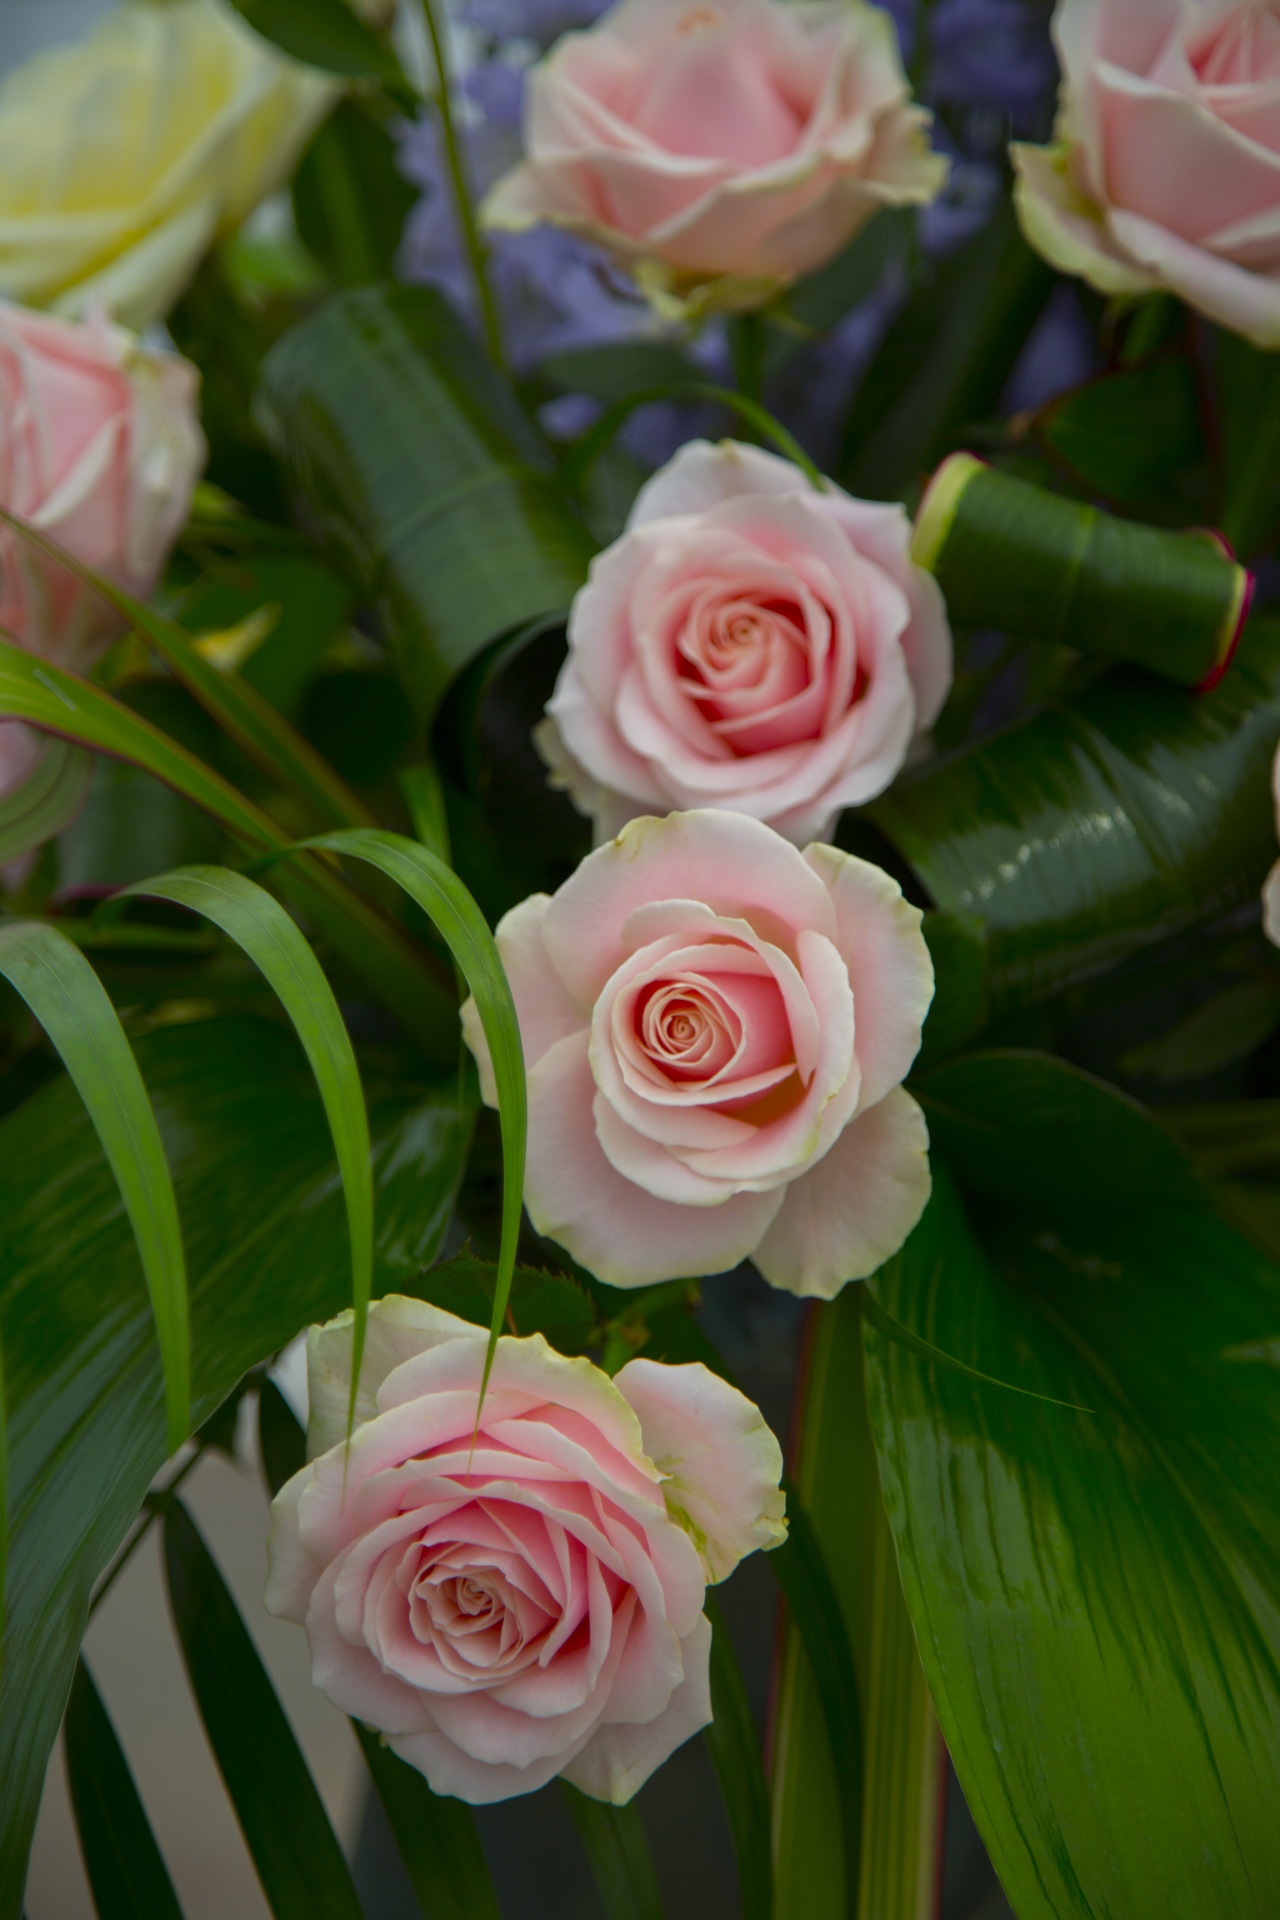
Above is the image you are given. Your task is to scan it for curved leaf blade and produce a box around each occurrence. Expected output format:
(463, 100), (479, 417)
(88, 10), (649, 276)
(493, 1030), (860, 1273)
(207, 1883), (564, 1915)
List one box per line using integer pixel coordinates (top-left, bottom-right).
(355, 1723), (501, 1920)
(294, 830), (524, 1400)
(0, 733), (91, 865)
(64, 1659), (184, 1920)
(561, 1785), (663, 1920)
(116, 867), (372, 1420)
(867, 1166), (1280, 1920)
(228, 0), (406, 85)
(0, 923), (188, 1451)
(702, 1595), (771, 1920)
(163, 1497), (364, 1920)
(0, 635), (456, 1061)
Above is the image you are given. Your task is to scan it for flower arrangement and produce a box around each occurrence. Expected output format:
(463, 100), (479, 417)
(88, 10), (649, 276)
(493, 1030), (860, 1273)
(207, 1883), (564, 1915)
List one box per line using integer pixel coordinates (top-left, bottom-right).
(3, 2), (1280, 1918)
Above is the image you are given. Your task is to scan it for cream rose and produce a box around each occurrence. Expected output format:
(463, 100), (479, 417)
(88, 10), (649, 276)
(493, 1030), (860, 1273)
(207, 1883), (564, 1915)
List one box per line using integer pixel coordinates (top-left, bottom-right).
(483, 0), (947, 312)
(1014, 0), (1280, 347)
(462, 809), (933, 1297)
(266, 1295), (786, 1804)
(537, 441), (952, 847)
(0, 0), (335, 330)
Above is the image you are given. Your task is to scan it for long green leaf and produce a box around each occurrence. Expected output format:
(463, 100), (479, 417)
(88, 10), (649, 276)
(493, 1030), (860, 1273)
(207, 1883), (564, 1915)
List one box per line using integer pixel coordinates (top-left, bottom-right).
(0, 1018), (468, 1919)
(228, 0), (407, 85)
(0, 733), (92, 865)
(64, 1659), (185, 1920)
(259, 1378), (308, 1500)
(771, 1294), (942, 1920)
(0, 505), (377, 833)
(114, 867), (372, 1424)
(356, 1723), (501, 1920)
(163, 1497), (364, 1920)
(868, 618), (1280, 1011)
(867, 1164), (1280, 1920)
(256, 285), (596, 722)
(0, 923), (188, 1452)
(702, 1595), (771, 1920)
(290, 830), (524, 1401)
(561, 1785), (663, 1920)
(0, 635), (457, 1061)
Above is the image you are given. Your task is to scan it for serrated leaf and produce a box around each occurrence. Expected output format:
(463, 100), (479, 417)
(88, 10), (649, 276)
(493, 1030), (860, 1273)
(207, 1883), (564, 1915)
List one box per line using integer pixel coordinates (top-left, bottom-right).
(0, 1018), (468, 1918)
(0, 923), (188, 1452)
(164, 1497), (364, 1920)
(64, 1659), (184, 1920)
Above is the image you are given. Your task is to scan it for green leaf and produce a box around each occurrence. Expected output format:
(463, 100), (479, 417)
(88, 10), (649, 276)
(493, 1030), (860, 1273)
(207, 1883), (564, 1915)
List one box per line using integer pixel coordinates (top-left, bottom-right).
(563, 384), (824, 494)
(0, 1017), (468, 1918)
(771, 1293), (942, 1920)
(113, 867), (373, 1424)
(1033, 358), (1206, 515)
(56, 756), (221, 900)
(228, 0), (407, 85)
(179, 552), (352, 719)
(0, 506), (377, 834)
(838, 199), (1056, 500)
(163, 1496), (364, 1920)
(0, 922), (188, 1453)
(1216, 330), (1280, 560)
(860, 1289), (1093, 1415)
(560, 1784), (663, 1920)
(411, 1252), (594, 1352)
(256, 285), (596, 722)
(912, 1048), (1194, 1207)
(64, 1659), (184, 1920)
(0, 635), (457, 1061)
(291, 830), (525, 1400)
(354, 1722), (501, 1920)
(0, 734), (91, 866)
(1119, 979), (1280, 1083)
(866, 1165), (1280, 1920)
(868, 618), (1280, 1011)
(767, 211), (907, 372)
(258, 1378), (308, 1500)
(913, 454), (1248, 687)
(702, 1594), (771, 1920)
(916, 911), (989, 1070)
(294, 97), (419, 291)
(540, 342), (703, 401)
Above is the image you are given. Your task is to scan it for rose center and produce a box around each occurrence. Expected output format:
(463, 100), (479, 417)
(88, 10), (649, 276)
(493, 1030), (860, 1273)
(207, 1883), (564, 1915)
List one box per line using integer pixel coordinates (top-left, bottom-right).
(639, 979), (737, 1079)
(1189, 6), (1280, 86)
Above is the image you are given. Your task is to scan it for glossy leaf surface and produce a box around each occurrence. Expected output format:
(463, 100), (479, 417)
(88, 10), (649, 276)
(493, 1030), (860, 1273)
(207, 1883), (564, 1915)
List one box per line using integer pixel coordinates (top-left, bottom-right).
(870, 620), (1280, 1008)
(0, 1018), (468, 1918)
(0, 923), (189, 1452)
(63, 1660), (184, 1920)
(164, 1498), (364, 1920)
(257, 285), (596, 721)
(867, 1162), (1280, 1920)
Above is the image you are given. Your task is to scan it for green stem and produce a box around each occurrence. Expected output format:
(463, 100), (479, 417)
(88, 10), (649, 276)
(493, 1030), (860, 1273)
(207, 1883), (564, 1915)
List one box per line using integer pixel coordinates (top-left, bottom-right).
(420, 0), (506, 372)
(730, 311), (767, 408)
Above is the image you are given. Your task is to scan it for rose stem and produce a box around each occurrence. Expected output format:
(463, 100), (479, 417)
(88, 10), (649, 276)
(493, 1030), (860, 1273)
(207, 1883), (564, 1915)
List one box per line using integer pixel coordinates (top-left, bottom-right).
(419, 0), (508, 373)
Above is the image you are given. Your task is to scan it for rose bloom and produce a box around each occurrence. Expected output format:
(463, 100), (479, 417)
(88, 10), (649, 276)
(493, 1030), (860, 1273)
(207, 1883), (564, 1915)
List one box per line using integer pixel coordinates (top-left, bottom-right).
(1014, 0), (1280, 347)
(266, 1295), (786, 1803)
(483, 0), (947, 311)
(0, 0), (334, 330)
(462, 809), (933, 1296)
(537, 441), (953, 847)
(0, 301), (204, 818)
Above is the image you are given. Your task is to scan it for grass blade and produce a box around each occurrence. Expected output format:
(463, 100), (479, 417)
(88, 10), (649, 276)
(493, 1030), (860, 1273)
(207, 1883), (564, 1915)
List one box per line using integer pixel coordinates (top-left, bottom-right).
(0, 922), (188, 1451)
(0, 504), (376, 834)
(116, 867), (372, 1425)
(290, 831), (524, 1406)
(64, 1659), (185, 1920)
(702, 1595), (771, 1920)
(163, 1498), (364, 1920)
(354, 1723), (502, 1920)
(560, 1784), (663, 1920)
(0, 734), (92, 865)
(0, 634), (457, 1062)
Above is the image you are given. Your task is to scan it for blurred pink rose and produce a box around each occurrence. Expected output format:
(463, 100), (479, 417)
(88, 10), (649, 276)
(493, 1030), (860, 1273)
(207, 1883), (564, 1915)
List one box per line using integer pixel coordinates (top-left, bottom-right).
(0, 301), (204, 675)
(1014, 0), (1280, 346)
(537, 441), (953, 846)
(483, 0), (946, 310)
(462, 809), (933, 1297)
(266, 1294), (785, 1804)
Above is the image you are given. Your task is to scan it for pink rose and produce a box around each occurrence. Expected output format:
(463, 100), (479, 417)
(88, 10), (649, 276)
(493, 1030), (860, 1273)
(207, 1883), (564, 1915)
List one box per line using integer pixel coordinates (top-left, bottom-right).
(0, 301), (203, 825)
(461, 809), (933, 1296)
(265, 1295), (786, 1804)
(483, 0), (946, 310)
(536, 441), (953, 846)
(1014, 0), (1280, 346)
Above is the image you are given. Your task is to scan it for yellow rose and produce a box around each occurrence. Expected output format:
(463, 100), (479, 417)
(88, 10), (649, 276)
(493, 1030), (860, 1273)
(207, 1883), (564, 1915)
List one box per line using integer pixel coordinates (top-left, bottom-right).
(0, 0), (337, 330)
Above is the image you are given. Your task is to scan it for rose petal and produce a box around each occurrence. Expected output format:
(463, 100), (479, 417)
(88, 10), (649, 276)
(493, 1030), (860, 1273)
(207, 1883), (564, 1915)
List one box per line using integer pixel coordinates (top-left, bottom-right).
(560, 1614), (713, 1805)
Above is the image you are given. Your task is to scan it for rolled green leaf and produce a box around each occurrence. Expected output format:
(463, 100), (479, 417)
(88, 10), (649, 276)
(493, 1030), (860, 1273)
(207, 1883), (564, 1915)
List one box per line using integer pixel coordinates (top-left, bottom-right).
(0, 734), (91, 866)
(913, 453), (1252, 689)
